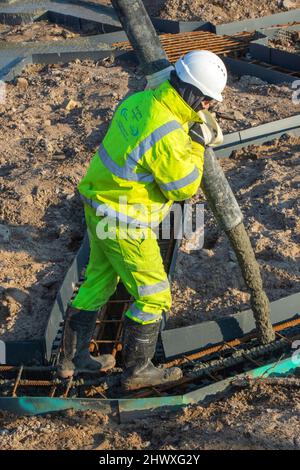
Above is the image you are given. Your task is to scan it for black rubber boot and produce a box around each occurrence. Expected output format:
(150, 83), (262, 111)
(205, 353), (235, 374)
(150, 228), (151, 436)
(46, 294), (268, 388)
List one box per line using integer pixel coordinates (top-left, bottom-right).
(57, 306), (116, 378)
(121, 316), (182, 391)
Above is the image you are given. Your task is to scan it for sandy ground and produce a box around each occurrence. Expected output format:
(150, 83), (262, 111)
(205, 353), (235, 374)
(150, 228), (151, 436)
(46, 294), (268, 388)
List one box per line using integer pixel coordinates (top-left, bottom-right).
(1, 380), (300, 450)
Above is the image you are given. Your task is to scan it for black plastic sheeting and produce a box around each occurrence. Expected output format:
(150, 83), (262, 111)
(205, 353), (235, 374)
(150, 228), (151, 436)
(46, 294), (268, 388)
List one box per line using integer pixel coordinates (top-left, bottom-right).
(162, 292), (300, 359)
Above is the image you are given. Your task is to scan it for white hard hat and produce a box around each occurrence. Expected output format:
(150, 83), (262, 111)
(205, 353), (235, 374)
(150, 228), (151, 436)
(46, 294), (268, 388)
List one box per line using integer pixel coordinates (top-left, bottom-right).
(175, 50), (227, 102)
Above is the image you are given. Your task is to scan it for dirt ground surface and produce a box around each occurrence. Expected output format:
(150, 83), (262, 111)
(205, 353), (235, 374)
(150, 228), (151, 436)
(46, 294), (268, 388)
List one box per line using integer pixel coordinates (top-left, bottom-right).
(1, 380), (300, 450)
(80, 0), (289, 22)
(269, 33), (300, 54)
(1, 3), (300, 451)
(158, 0), (299, 24)
(0, 21), (82, 43)
(215, 74), (299, 133)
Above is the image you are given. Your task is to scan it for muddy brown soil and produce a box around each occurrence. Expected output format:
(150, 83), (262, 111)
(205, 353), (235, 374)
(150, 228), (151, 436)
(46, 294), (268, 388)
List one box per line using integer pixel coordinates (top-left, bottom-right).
(1, 380), (300, 450)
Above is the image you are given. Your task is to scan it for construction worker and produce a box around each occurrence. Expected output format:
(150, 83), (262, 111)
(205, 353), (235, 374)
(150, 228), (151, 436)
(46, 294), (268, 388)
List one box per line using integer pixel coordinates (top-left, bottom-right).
(58, 50), (227, 390)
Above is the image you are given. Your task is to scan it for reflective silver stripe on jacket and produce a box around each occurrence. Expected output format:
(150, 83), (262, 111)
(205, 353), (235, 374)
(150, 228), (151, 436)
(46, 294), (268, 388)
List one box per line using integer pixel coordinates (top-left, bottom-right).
(159, 166), (199, 191)
(98, 145), (153, 182)
(129, 303), (162, 323)
(138, 280), (170, 297)
(98, 120), (182, 182)
(80, 195), (149, 228)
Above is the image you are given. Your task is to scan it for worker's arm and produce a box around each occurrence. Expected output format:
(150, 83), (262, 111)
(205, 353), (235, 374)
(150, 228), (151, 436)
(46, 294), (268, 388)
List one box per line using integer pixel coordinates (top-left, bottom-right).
(149, 127), (205, 201)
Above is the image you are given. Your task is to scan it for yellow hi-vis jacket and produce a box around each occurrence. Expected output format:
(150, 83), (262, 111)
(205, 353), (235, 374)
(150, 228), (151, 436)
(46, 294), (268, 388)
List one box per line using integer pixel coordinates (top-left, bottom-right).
(78, 80), (205, 227)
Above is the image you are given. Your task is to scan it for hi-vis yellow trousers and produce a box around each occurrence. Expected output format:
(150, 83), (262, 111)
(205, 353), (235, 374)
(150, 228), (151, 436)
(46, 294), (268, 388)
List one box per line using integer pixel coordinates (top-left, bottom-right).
(71, 204), (171, 324)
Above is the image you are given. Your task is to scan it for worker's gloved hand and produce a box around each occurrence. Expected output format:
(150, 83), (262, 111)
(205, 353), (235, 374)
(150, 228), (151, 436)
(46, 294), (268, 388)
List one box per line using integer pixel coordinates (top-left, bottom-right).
(189, 110), (224, 147)
(189, 122), (206, 147)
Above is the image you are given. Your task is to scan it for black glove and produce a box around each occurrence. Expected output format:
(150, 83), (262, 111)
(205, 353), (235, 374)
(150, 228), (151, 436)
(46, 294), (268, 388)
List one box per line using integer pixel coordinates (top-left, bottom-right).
(189, 122), (205, 147)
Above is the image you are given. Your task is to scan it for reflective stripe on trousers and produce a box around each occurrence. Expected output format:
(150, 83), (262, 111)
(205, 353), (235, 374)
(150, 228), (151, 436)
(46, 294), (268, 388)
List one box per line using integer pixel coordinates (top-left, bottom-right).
(137, 280), (169, 297)
(127, 303), (162, 323)
(71, 202), (172, 324)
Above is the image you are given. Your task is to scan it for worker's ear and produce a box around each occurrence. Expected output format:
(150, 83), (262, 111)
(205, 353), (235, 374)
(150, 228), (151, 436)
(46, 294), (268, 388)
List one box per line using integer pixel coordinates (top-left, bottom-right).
(202, 100), (211, 110)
